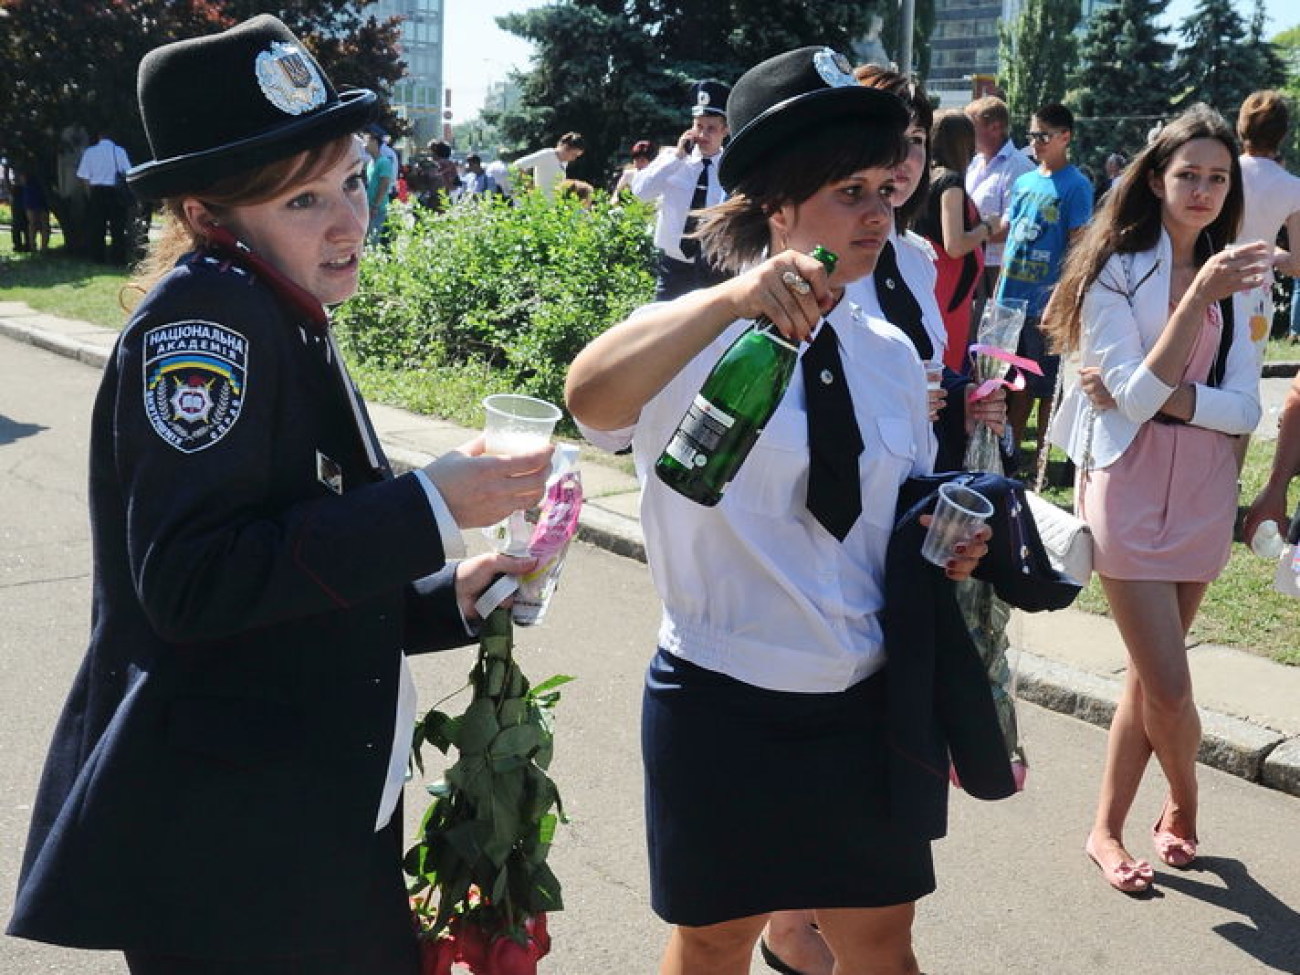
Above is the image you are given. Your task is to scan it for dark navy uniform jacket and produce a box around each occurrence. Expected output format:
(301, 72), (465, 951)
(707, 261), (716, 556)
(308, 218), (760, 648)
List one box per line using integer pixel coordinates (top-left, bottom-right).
(8, 253), (469, 958)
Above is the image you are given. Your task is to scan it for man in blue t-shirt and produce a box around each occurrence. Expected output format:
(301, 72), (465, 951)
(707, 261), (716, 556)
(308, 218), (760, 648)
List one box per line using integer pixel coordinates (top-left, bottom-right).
(993, 102), (1093, 468)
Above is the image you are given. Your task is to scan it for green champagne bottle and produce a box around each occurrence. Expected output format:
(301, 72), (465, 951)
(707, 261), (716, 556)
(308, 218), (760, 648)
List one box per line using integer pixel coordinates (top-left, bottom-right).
(654, 246), (838, 506)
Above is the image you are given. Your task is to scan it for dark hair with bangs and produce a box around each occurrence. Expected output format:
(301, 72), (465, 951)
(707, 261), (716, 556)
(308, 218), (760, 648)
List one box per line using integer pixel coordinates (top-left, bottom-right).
(854, 64), (933, 228)
(131, 134), (363, 295)
(697, 118), (906, 275)
(1043, 103), (1242, 355)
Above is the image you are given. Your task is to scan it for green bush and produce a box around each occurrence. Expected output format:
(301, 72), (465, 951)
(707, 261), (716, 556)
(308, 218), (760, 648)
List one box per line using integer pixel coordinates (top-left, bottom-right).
(334, 191), (658, 411)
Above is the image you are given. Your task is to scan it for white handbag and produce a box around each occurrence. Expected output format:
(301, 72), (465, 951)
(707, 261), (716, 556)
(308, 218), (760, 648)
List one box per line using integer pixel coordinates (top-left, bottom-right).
(1031, 350), (1095, 586)
(1025, 489), (1093, 584)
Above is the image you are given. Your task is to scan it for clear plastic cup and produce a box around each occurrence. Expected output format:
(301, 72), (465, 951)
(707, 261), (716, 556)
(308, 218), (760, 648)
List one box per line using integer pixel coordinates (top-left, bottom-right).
(923, 360), (944, 391)
(482, 394), (562, 456)
(481, 394), (562, 556)
(921, 482), (993, 567)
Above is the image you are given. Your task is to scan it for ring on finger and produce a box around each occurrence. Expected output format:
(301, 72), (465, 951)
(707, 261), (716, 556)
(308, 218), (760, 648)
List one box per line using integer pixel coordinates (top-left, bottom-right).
(781, 270), (812, 296)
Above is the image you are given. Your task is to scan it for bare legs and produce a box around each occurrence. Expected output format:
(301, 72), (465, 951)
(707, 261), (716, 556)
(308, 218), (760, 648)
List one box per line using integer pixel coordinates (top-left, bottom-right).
(661, 905), (918, 975)
(1088, 577), (1204, 888)
(763, 910), (835, 975)
(817, 905), (920, 975)
(660, 914), (768, 975)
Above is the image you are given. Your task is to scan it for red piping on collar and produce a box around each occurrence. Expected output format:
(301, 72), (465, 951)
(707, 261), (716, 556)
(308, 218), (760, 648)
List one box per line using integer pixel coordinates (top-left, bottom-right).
(204, 225), (330, 333)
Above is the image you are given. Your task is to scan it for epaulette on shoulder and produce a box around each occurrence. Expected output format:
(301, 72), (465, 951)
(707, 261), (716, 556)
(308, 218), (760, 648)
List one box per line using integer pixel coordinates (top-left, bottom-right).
(901, 229), (937, 261)
(189, 252), (256, 284)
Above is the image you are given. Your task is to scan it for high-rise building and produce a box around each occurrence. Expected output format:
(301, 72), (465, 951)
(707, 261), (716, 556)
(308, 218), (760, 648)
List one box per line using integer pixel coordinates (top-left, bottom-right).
(370, 0), (446, 146)
(928, 0), (1113, 105)
(929, 0), (1006, 102)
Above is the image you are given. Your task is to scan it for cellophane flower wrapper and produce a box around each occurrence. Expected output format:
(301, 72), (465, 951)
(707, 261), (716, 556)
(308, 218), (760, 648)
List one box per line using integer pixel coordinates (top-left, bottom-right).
(956, 310), (1030, 790)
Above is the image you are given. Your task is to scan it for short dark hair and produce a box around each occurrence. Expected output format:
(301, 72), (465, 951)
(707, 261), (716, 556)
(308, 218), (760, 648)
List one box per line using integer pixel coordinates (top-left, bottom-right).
(1033, 103), (1074, 132)
(558, 132), (586, 151)
(698, 117), (906, 274)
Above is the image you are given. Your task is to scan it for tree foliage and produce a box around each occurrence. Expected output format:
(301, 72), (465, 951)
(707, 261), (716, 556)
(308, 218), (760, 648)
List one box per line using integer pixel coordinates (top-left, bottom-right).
(490, 0), (886, 184)
(1273, 24), (1300, 164)
(1067, 0), (1174, 177)
(997, 0), (1082, 131)
(1172, 0), (1285, 116)
(0, 1), (404, 191)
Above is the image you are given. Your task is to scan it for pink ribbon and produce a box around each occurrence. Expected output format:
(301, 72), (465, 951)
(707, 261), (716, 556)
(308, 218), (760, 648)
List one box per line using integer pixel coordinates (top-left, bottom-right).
(967, 343), (1044, 401)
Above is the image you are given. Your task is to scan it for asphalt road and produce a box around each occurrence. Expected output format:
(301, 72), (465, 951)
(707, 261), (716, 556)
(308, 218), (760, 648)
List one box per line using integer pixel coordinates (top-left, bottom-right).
(2, 335), (1299, 975)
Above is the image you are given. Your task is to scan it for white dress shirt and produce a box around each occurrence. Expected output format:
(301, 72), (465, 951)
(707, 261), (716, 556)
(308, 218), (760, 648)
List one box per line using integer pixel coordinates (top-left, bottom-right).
(77, 139), (131, 187)
(1049, 229), (1262, 471)
(966, 139), (1035, 267)
(375, 470), (467, 831)
(631, 148), (726, 262)
(579, 297), (934, 693)
(847, 228), (948, 363)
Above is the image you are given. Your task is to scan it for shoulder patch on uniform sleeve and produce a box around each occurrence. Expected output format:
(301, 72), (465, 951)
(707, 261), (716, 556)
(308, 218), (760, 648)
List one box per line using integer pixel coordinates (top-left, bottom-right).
(142, 320), (248, 453)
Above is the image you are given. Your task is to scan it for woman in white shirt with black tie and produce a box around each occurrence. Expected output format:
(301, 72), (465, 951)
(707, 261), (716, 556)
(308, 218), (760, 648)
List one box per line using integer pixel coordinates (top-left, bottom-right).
(567, 47), (991, 975)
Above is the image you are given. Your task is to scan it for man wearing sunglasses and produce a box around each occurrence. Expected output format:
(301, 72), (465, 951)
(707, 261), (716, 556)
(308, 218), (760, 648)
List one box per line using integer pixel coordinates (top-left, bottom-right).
(994, 102), (1094, 471)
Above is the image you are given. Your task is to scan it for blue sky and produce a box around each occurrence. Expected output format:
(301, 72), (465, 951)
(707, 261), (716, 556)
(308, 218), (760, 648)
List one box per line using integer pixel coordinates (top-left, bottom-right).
(444, 0), (1298, 121)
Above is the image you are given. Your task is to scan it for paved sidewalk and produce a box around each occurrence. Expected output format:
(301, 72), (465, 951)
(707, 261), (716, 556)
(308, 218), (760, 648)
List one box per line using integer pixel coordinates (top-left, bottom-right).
(3, 300), (1298, 798)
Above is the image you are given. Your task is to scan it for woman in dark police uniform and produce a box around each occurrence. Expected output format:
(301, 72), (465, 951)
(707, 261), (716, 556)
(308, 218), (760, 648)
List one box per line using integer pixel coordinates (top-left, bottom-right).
(7, 16), (551, 974)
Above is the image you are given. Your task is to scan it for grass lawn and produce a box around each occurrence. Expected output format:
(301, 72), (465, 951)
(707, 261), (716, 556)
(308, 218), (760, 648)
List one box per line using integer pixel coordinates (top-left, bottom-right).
(0, 217), (137, 328)
(2, 222), (1296, 664)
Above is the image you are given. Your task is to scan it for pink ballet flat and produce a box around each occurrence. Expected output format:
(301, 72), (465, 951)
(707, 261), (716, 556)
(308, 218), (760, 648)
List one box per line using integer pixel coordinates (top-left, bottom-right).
(1086, 836), (1154, 894)
(1152, 802), (1199, 868)
(1159, 800), (1196, 868)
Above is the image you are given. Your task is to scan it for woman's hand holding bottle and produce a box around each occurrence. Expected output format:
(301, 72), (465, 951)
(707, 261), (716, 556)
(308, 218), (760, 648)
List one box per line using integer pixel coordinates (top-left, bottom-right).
(723, 249), (835, 345)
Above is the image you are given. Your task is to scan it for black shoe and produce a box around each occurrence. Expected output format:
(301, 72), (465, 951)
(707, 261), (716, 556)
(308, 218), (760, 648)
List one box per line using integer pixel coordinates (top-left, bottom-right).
(759, 939), (807, 975)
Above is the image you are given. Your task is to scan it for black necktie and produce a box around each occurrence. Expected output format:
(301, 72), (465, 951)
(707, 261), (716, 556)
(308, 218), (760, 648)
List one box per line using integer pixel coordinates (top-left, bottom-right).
(802, 322), (864, 541)
(679, 157), (711, 260)
(874, 241), (933, 361)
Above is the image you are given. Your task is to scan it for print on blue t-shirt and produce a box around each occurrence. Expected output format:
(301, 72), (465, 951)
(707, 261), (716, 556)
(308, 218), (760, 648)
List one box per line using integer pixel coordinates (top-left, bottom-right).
(995, 165), (1093, 317)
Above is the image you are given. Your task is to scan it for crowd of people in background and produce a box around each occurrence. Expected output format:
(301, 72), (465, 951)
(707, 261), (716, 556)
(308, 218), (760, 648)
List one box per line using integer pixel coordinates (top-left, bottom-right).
(7, 12), (1300, 974)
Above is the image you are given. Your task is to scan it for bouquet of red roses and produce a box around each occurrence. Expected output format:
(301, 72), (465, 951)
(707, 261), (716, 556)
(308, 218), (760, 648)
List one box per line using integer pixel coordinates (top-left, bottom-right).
(406, 609), (571, 974)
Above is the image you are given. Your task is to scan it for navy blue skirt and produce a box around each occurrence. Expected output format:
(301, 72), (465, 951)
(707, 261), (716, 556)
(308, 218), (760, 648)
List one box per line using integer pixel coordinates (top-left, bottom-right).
(642, 648), (935, 927)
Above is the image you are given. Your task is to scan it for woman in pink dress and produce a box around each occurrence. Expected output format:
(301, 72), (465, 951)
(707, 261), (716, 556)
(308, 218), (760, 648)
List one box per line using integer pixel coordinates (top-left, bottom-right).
(1045, 105), (1271, 894)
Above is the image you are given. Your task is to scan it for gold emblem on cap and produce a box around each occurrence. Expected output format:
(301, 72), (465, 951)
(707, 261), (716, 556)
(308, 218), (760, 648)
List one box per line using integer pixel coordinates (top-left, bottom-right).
(255, 41), (327, 116)
(813, 48), (856, 89)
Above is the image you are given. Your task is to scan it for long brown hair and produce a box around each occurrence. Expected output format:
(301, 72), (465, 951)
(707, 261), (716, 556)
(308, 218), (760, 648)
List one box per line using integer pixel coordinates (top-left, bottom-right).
(130, 135), (361, 295)
(1043, 103), (1243, 354)
(930, 109), (975, 174)
(853, 64), (933, 229)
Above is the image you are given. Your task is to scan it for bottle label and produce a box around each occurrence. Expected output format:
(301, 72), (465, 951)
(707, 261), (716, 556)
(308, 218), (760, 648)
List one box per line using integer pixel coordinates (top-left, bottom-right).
(664, 394), (735, 469)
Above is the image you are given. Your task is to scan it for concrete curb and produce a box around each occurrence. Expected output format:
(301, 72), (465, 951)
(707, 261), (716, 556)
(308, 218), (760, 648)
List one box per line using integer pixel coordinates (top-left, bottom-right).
(4, 309), (1299, 800)
(1016, 651), (1289, 786)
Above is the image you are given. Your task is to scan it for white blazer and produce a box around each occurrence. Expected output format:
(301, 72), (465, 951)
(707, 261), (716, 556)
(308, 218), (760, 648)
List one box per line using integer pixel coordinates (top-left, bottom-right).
(1049, 229), (1261, 470)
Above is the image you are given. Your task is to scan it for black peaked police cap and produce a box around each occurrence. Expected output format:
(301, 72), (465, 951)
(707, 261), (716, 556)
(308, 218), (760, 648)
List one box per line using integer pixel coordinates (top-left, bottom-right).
(690, 79), (730, 118)
(128, 14), (377, 200)
(719, 46), (908, 193)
